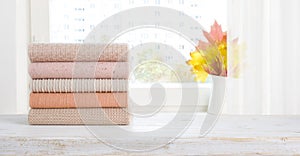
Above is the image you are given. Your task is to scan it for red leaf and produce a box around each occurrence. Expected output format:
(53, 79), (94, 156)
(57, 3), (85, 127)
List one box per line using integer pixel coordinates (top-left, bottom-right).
(203, 31), (214, 44)
(209, 20), (224, 42)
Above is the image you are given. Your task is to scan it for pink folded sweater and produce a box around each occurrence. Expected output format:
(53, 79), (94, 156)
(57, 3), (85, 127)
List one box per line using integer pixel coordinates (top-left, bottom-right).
(28, 43), (128, 62)
(29, 62), (128, 79)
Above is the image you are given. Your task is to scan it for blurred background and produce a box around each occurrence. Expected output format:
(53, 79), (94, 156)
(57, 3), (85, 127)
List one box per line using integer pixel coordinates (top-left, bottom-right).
(0, 0), (300, 115)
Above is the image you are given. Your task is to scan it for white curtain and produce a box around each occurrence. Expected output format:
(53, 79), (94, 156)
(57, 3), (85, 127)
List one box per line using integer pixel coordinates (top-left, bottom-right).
(224, 0), (300, 114)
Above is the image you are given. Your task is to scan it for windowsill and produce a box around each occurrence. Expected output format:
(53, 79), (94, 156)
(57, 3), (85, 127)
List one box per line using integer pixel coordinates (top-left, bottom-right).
(129, 82), (212, 88)
(1, 114), (300, 154)
(129, 82), (212, 113)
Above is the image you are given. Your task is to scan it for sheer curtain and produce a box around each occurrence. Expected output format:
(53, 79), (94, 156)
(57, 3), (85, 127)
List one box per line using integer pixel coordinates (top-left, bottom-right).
(224, 0), (300, 114)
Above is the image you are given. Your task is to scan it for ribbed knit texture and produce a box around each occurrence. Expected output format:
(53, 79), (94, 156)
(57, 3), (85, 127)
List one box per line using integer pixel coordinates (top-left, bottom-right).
(30, 79), (128, 93)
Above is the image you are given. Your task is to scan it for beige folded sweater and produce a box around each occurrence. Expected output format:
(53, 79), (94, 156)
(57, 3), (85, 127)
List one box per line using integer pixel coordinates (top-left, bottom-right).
(28, 108), (129, 125)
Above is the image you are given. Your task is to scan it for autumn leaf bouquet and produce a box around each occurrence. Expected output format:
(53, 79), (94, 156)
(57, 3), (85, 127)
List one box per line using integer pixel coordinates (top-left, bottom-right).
(187, 21), (241, 82)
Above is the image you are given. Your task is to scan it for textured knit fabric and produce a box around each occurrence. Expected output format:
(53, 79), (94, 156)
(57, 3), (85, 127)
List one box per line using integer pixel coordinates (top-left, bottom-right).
(28, 108), (129, 125)
(29, 62), (128, 79)
(30, 93), (127, 108)
(31, 79), (128, 93)
(28, 43), (128, 62)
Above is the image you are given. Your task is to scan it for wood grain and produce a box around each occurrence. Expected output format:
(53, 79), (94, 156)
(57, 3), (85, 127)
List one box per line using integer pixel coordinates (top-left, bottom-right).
(1, 114), (300, 155)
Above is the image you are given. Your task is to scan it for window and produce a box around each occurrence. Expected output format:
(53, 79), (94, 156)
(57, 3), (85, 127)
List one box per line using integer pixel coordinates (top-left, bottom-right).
(46, 0), (226, 82)
(47, 1), (226, 43)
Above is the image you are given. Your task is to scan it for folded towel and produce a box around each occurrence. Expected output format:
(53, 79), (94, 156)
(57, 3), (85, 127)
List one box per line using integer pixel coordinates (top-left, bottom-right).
(28, 108), (129, 125)
(29, 43), (128, 62)
(30, 93), (127, 108)
(31, 79), (128, 93)
(29, 62), (128, 79)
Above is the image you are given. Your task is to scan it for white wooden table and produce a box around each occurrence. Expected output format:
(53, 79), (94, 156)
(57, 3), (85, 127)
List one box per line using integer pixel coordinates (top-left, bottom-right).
(1, 114), (300, 155)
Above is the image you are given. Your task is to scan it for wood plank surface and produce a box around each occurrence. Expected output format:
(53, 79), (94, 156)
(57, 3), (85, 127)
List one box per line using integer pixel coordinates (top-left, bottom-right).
(1, 114), (300, 155)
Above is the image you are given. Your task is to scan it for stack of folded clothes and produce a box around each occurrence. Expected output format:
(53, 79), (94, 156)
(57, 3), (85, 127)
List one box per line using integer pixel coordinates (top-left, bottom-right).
(28, 43), (129, 125)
